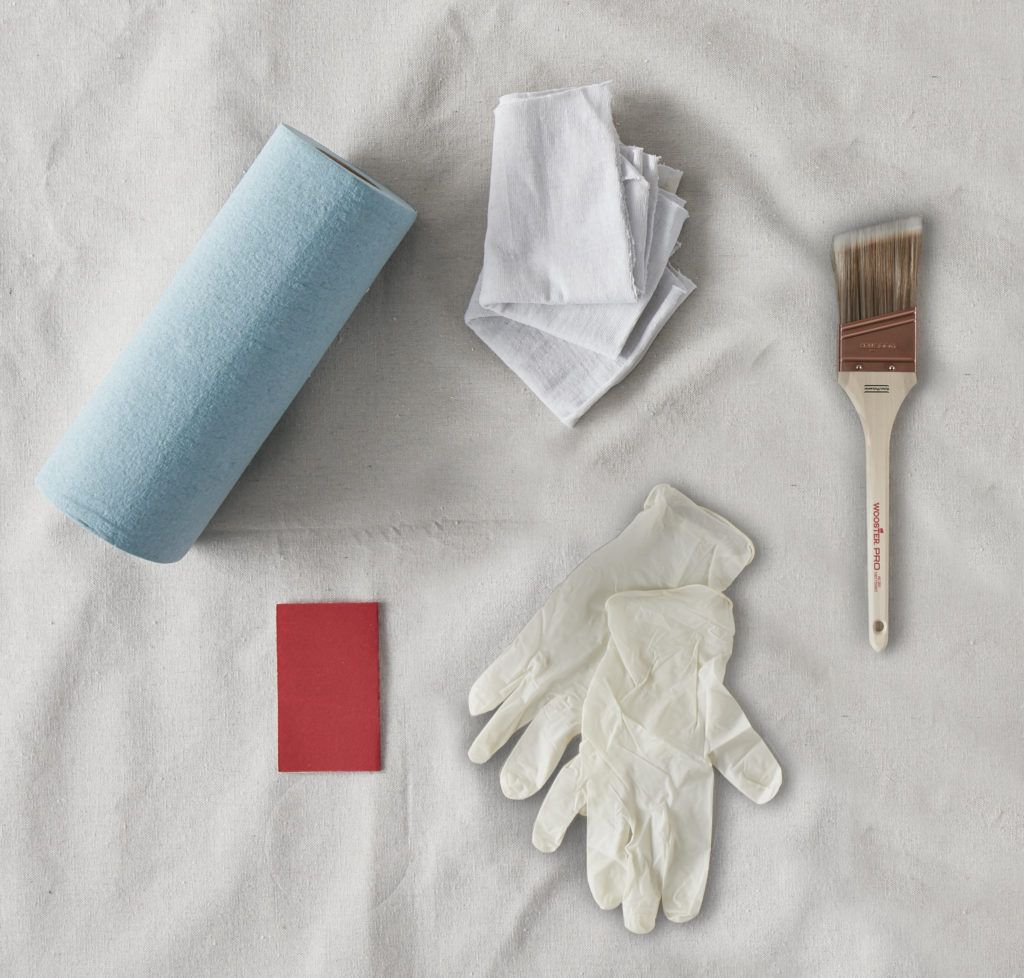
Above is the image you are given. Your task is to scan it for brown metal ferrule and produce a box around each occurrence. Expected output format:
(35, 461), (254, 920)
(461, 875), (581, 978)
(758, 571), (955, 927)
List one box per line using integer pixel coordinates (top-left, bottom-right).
(838, 308), (917, 372)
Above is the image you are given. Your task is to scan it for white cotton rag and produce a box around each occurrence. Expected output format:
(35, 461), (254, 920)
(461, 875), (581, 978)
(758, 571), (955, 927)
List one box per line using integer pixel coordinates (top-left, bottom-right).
(466, 266), (695, 427)
(481, 189), (688, 357)
(467, 82), (696, 426)
(479, 83), (639, 306)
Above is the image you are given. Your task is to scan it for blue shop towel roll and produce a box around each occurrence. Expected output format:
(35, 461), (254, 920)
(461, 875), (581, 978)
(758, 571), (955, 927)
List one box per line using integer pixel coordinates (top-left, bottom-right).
(36, 125), (416, 563)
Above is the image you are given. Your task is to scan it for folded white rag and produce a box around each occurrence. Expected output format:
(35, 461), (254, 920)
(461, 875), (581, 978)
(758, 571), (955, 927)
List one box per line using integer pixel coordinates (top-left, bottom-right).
(467, 82), (696, 426)
(480, 84), (638, 306)
(466, 266), (694, 427)
(481, 186), (688, 358)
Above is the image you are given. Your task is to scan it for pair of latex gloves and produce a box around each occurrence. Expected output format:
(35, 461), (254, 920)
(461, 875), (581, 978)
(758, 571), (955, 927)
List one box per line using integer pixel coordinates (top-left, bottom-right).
(468, 485), (782, 934)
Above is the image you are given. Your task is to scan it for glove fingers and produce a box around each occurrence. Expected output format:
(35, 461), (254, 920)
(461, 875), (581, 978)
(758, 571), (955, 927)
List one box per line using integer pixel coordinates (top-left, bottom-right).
(500, 695), (581, 799)
(532, 756), (584, 852)
(467, 689), (535, 764)
(660, 803), (713, 923)
(467, 634), (537, 716)
(622, 824), (660, 935)
(586, 795), (630, 911)
(705, 683), (783, 804)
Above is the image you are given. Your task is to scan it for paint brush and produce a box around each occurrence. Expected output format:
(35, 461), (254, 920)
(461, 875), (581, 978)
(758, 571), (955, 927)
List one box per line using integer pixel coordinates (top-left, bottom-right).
(832, 217), (922, 651)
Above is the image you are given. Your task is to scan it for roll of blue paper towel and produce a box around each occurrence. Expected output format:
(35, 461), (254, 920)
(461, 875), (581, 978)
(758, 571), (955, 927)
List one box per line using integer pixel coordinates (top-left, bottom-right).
(36, 125), (416, 562)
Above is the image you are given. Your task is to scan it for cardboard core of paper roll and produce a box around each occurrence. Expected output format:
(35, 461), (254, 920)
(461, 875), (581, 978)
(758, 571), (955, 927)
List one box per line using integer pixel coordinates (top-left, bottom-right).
(316, 147), (379, 188)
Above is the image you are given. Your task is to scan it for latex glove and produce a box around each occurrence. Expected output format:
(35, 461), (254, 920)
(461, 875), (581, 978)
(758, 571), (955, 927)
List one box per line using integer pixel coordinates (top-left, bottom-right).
(467, 485), (754, 799)
(532, 585), (782, 934)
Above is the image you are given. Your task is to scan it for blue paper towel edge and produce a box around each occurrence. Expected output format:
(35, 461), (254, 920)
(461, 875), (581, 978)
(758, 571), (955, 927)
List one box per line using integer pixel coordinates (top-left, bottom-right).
(35, 477), (182, 562)
(280, 125), (417, 221)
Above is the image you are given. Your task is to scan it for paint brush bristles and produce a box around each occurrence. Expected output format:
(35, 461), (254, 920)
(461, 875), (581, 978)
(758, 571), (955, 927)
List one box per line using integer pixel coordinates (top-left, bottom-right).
(831, 217), (922, 324)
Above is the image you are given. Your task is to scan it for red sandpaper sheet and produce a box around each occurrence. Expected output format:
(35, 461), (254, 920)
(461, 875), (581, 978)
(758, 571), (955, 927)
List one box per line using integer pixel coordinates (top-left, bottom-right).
(276, 602), (380, 772)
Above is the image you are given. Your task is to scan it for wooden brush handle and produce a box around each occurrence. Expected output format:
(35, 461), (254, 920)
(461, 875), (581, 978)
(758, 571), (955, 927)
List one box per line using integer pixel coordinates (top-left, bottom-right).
(839, 371), (916, 651)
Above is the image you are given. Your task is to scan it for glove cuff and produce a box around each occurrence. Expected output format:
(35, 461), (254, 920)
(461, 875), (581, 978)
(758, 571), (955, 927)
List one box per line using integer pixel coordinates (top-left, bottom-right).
(644, 484), (755, 590)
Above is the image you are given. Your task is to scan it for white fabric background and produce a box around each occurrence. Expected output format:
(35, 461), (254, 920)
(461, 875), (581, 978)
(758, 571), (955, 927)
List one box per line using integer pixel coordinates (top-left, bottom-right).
(3, 1), (1023, 975)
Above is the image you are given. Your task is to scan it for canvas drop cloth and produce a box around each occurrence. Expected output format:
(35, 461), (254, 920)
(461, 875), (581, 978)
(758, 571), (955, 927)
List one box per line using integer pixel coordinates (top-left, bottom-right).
(2, 1), (1023, 975)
